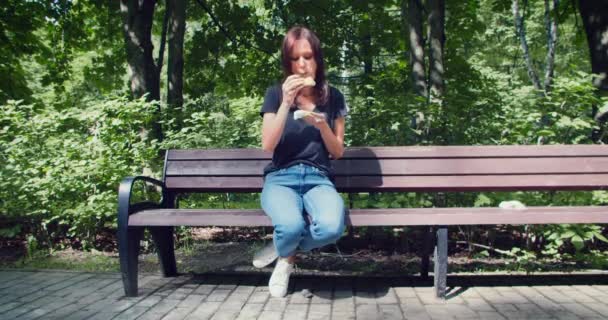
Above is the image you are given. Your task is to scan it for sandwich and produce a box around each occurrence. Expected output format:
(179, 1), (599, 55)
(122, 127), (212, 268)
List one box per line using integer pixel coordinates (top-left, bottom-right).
(302, 77), (316, 87)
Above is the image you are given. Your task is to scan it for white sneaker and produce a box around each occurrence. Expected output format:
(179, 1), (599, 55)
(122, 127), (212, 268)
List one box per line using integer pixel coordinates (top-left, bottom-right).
(253, 242), (278, 268)
(268, 258), (293, 298)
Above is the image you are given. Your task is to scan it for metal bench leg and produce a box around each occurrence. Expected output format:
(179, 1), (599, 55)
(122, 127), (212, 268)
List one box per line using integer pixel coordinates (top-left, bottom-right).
(434, 226), (448, 299)
(150, 226), (178, 277)
(119, 226), (144, 297)
(420, 226), (433, 279)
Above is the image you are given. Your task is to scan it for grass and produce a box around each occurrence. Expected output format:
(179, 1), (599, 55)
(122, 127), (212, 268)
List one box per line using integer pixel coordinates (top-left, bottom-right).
(3, 249), (120, 272)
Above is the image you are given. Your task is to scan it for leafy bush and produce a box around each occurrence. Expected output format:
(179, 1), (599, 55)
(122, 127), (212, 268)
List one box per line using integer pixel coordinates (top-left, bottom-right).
(161, 94), (262, 149)
(1, 96), (160, 249)
(0, 93), (263, 250)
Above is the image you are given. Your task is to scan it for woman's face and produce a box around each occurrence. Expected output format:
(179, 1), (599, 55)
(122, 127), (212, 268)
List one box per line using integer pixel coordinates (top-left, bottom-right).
(290, 39), (317, 79)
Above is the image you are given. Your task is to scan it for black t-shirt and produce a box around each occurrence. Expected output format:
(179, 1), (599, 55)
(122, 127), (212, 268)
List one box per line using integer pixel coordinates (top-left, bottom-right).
(260, 84), (348, 176)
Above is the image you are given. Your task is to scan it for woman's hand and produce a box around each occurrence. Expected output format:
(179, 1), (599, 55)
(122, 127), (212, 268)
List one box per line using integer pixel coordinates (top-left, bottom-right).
(301, 112), (328, 130)
(281, 74), (306, 108)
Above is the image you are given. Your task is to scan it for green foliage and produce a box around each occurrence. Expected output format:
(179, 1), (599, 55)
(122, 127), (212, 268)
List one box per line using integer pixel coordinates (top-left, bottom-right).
(0, 225), (22, 238)
(1, 97), (160, 248)
(349, 192), (433, 209)
(571, 250), (608, 269)
(0, 0), (48, 103)
(26, 234), (39, 259)
(161, 94), (262, 149)
(505, 247), (538, 271)
(0, 91), (264, 249)
(495, 71), (604, 145)
(543, 224), (608, 254)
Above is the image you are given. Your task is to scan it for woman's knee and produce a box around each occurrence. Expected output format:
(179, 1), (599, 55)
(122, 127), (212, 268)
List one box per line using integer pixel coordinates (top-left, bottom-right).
(274, 221), (306, 241)
(310, 217), (345, 242)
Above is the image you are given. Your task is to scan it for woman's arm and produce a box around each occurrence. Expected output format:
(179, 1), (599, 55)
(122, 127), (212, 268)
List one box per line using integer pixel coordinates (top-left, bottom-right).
(261, 102), (291, 152)
(261, 76), (306, 152)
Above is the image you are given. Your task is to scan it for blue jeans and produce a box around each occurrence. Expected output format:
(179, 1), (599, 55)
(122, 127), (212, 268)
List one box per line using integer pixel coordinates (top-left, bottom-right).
(261, 163), (346, 257)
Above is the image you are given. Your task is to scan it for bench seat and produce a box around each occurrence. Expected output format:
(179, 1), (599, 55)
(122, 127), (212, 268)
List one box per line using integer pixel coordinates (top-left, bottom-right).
(129, 206), (608, 227)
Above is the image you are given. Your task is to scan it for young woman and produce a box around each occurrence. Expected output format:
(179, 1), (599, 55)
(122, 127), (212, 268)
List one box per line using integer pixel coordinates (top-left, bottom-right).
(253, 26), (348, 298)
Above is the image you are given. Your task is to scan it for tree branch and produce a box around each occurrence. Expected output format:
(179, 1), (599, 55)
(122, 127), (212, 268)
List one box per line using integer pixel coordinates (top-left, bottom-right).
(455, 241), (517, 257)
(193, 0), (273, 56)
(327, 74), (365, 80)
(513, 0), (543, 93)
(194, 0), (236, 44)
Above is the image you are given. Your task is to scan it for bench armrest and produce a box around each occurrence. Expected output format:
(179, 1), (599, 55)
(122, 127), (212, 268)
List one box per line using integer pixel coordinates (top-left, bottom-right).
(118, 176), (167, 229)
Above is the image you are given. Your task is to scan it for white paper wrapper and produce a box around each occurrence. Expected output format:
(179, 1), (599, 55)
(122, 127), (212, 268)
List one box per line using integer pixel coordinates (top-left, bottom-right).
(294, 110), (313, 120)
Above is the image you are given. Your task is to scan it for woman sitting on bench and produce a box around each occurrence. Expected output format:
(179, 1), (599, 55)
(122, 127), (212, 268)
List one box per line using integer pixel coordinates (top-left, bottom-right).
(254, 26), (348, 298)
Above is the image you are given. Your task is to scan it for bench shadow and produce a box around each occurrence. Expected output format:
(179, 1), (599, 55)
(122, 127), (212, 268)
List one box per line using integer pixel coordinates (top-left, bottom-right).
(335, 147), (383, 194)
(169, 272), (608, 301)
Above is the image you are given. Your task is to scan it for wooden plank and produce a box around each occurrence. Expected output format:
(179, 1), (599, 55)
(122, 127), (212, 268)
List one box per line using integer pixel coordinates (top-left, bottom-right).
(167, 145), (608, 160)
(334, 157), (608, 175)
(165, 176), (263, 192)
(348, 207), (608, 225)
(165, 157), (608, 177)
(168, 149), (271, 161)
(334, 174), (608, 192)
(128, 206), (608, 226)
(129, 209), (271, 226)
(164, 174), (608, 192)
(166, 159), (267, 176)
(340, 145), (608, 158)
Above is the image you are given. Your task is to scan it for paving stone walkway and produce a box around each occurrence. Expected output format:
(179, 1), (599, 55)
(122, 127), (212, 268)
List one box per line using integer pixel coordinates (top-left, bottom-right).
(1, 270), (608, 319)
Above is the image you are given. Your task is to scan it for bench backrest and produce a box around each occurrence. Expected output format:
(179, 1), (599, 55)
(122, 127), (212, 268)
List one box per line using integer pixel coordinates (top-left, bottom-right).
(163, 145), (608, 193)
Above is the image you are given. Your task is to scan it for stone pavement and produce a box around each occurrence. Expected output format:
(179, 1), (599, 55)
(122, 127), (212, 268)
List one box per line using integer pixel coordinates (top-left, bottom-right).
(1, 270), (608, 319)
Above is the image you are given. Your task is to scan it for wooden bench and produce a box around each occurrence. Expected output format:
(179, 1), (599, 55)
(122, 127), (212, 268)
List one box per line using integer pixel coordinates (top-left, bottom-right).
(117, 145), (608, 298)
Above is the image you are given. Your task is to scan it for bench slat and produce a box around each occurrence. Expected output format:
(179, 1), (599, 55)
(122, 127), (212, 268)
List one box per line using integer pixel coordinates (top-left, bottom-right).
(336, 174), (608, 191)
(128, 206), (608, 227)
(167, 145), (608, 160)
(164, 174), (608, 192)
(165, 157), (608, 176)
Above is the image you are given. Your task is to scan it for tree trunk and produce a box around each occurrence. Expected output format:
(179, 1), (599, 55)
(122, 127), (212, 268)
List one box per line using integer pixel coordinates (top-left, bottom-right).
(512, 0), (543, 92)
(158, 0), (170, 77)
(167, 0), (186, 125)
(428, 0), (445, 101)
(120, 0), (162, 142)
(579, 0), (608, 92)
(405, 0), (427, 97)
(362, 29), (373, 88)
(362, 30), (373, 109)
(120, 0), (160, 101)
(543, 0), (559, 92)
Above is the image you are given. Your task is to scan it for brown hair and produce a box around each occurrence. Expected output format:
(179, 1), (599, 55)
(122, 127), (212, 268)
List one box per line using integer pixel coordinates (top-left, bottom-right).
(281, 26), (329, 105)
